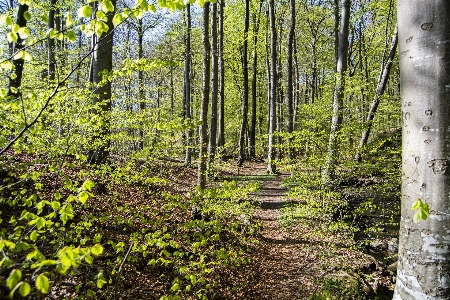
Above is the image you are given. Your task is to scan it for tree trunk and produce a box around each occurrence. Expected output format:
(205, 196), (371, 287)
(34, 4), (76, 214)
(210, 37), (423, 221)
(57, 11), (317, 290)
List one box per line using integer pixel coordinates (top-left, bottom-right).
(249, 0), (263, 159)
(356, 25), (398, 162)
(138, 18), (145, 150)
(267, 0), (277, 174)
(7, 4), (29, 99)
(198, 2), (211, 189)
(184, 4), (193, 165)
(208, 1), (219, 165)
(285, 0), (295, 159)
(238, 0), (250, 166)
(394, 1), (450, 298)
(217, 0), (225, 150)
(48, 0), (56, 84)
(323, 0), (350, 183)
(87, 0), (116, 165)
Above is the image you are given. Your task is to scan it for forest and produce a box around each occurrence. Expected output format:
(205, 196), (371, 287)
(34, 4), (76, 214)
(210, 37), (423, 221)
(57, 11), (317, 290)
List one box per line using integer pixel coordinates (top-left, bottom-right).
(0, 0), (449, 299)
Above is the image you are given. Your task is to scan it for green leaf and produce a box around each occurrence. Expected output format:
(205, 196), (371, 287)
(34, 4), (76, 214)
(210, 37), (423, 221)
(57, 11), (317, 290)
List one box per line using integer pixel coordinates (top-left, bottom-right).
(78, 5), (93, 18)
(101, 0), (115, 13)
(35, 274), (49, 294)
(0, 15), (13, 25)
(7, 32), (18, 43)
(79, 191), (89, 204)
(23, 11), (31, 21)
(67, 30), (76, 43)
(12, 24), (19, 33)
(29, 230), (38, 242)
(96, 11), (107, 22)
(97, 277), (107, 288)
(66, 12), (73, 27)
(412, 199), (423, 210)
(112, 14), (124, 27)
(6, 269), (22, 290)
(36, 217), (46, 229)
(19, 282), (31, 297)
(26, 248), (39, 261)
(85, 254), (93, 264)
(91, 244), (103, 256)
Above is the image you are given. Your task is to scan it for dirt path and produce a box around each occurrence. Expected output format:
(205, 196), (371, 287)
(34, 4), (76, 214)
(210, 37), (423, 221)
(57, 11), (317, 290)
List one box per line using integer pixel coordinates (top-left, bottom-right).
(229, 162), (377, 300)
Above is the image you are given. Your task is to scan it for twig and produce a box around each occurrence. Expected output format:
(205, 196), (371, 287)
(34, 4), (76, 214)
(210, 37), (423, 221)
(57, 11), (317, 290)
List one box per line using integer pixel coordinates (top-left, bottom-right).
(114, 242), (134, 300)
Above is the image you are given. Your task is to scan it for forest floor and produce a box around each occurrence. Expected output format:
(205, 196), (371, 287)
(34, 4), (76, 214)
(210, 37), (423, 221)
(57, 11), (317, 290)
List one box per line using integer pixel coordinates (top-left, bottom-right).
(218, 161), (395, 300)
(0, 152), (397, 299)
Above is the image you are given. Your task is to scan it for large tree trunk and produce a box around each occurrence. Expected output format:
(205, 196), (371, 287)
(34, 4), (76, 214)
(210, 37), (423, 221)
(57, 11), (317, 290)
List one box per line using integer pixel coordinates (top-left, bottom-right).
(285, 0), (295, 160)
(322, 0), (350, 183)
(356, 25), (398, 162)
(198, 2), (211, 189)
(267, 0), (277, 174)
(184, 4), (193, 165)
(394, 1), (450, 298)
(7, 4), (29, 99)
(48, 0), (56, 84)
(217, 0), (225, 150)
(238, 0), (250, 166)
(208, 1), (219, 165)
(249, 0), (263, 159)
(87, 0), (116, 165)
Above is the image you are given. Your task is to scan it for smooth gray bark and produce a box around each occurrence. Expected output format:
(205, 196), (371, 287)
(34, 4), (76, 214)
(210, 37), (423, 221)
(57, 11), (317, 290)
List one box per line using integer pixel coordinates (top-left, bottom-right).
(238, 0), (250, 166)
(356, 25), (398, 162)
(285, 0), (295, 159)
(323, 0), (350, 183)
(393, 1), (450, 298)
(208, 1), (219, 165)
(249, 0), (262, 158)
(267, 0), (277, 173)
(198, 2), (211, 189)
(88, 0), (116, 165)
(48, 0), (56, 84)
(184, 4), (193, 165)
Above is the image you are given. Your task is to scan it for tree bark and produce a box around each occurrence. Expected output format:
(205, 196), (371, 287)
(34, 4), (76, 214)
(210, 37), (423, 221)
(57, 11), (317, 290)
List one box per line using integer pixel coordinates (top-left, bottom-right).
(394, 1), (450, 298)
(184, 3), (193, 165)
(7, 4), (29, 99)
(323, 0), (350, 183)
(356, 25), (398, 162)
(238, 0), (250, 166)
(267, 0), (277, 174)
(217, 0), (225, 150)
(87, 0), (116, 165)
(138, 18), (145, 150)
(208, 1), (219, 165)
(285, 0), (295, 159)
(198, 2), (211, 189)
(249, 0), (263, 159)
(48, 0), (57, 84)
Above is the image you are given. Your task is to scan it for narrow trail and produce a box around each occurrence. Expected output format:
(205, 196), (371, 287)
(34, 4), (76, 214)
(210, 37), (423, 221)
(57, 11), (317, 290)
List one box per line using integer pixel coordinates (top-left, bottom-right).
(234, 162), (323, 299)
(230, 162), (377, 300)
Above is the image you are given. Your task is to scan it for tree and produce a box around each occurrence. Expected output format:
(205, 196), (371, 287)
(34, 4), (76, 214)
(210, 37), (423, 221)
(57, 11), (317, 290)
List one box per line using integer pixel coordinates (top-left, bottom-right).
(249, 0), (263, 158)
(7, 3), (29, 99)
(356, 24), (398, 162)
(237, 0), (250, 166)
(217, 0), (225, 150)
(198, 2), (211, 189)
(267, 0), (277, 173)
(184, 3), (193, 165)
(394, 1), (450, 298)
(322, 0), (350, 183)
(87, 0), (116, 165)
(208, 0), (219, 165)
(285, 0), (295, 159)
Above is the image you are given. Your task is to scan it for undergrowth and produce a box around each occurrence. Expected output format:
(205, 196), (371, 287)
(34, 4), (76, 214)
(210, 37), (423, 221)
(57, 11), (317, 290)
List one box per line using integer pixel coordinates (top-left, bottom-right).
(0, 152), (259, 299)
